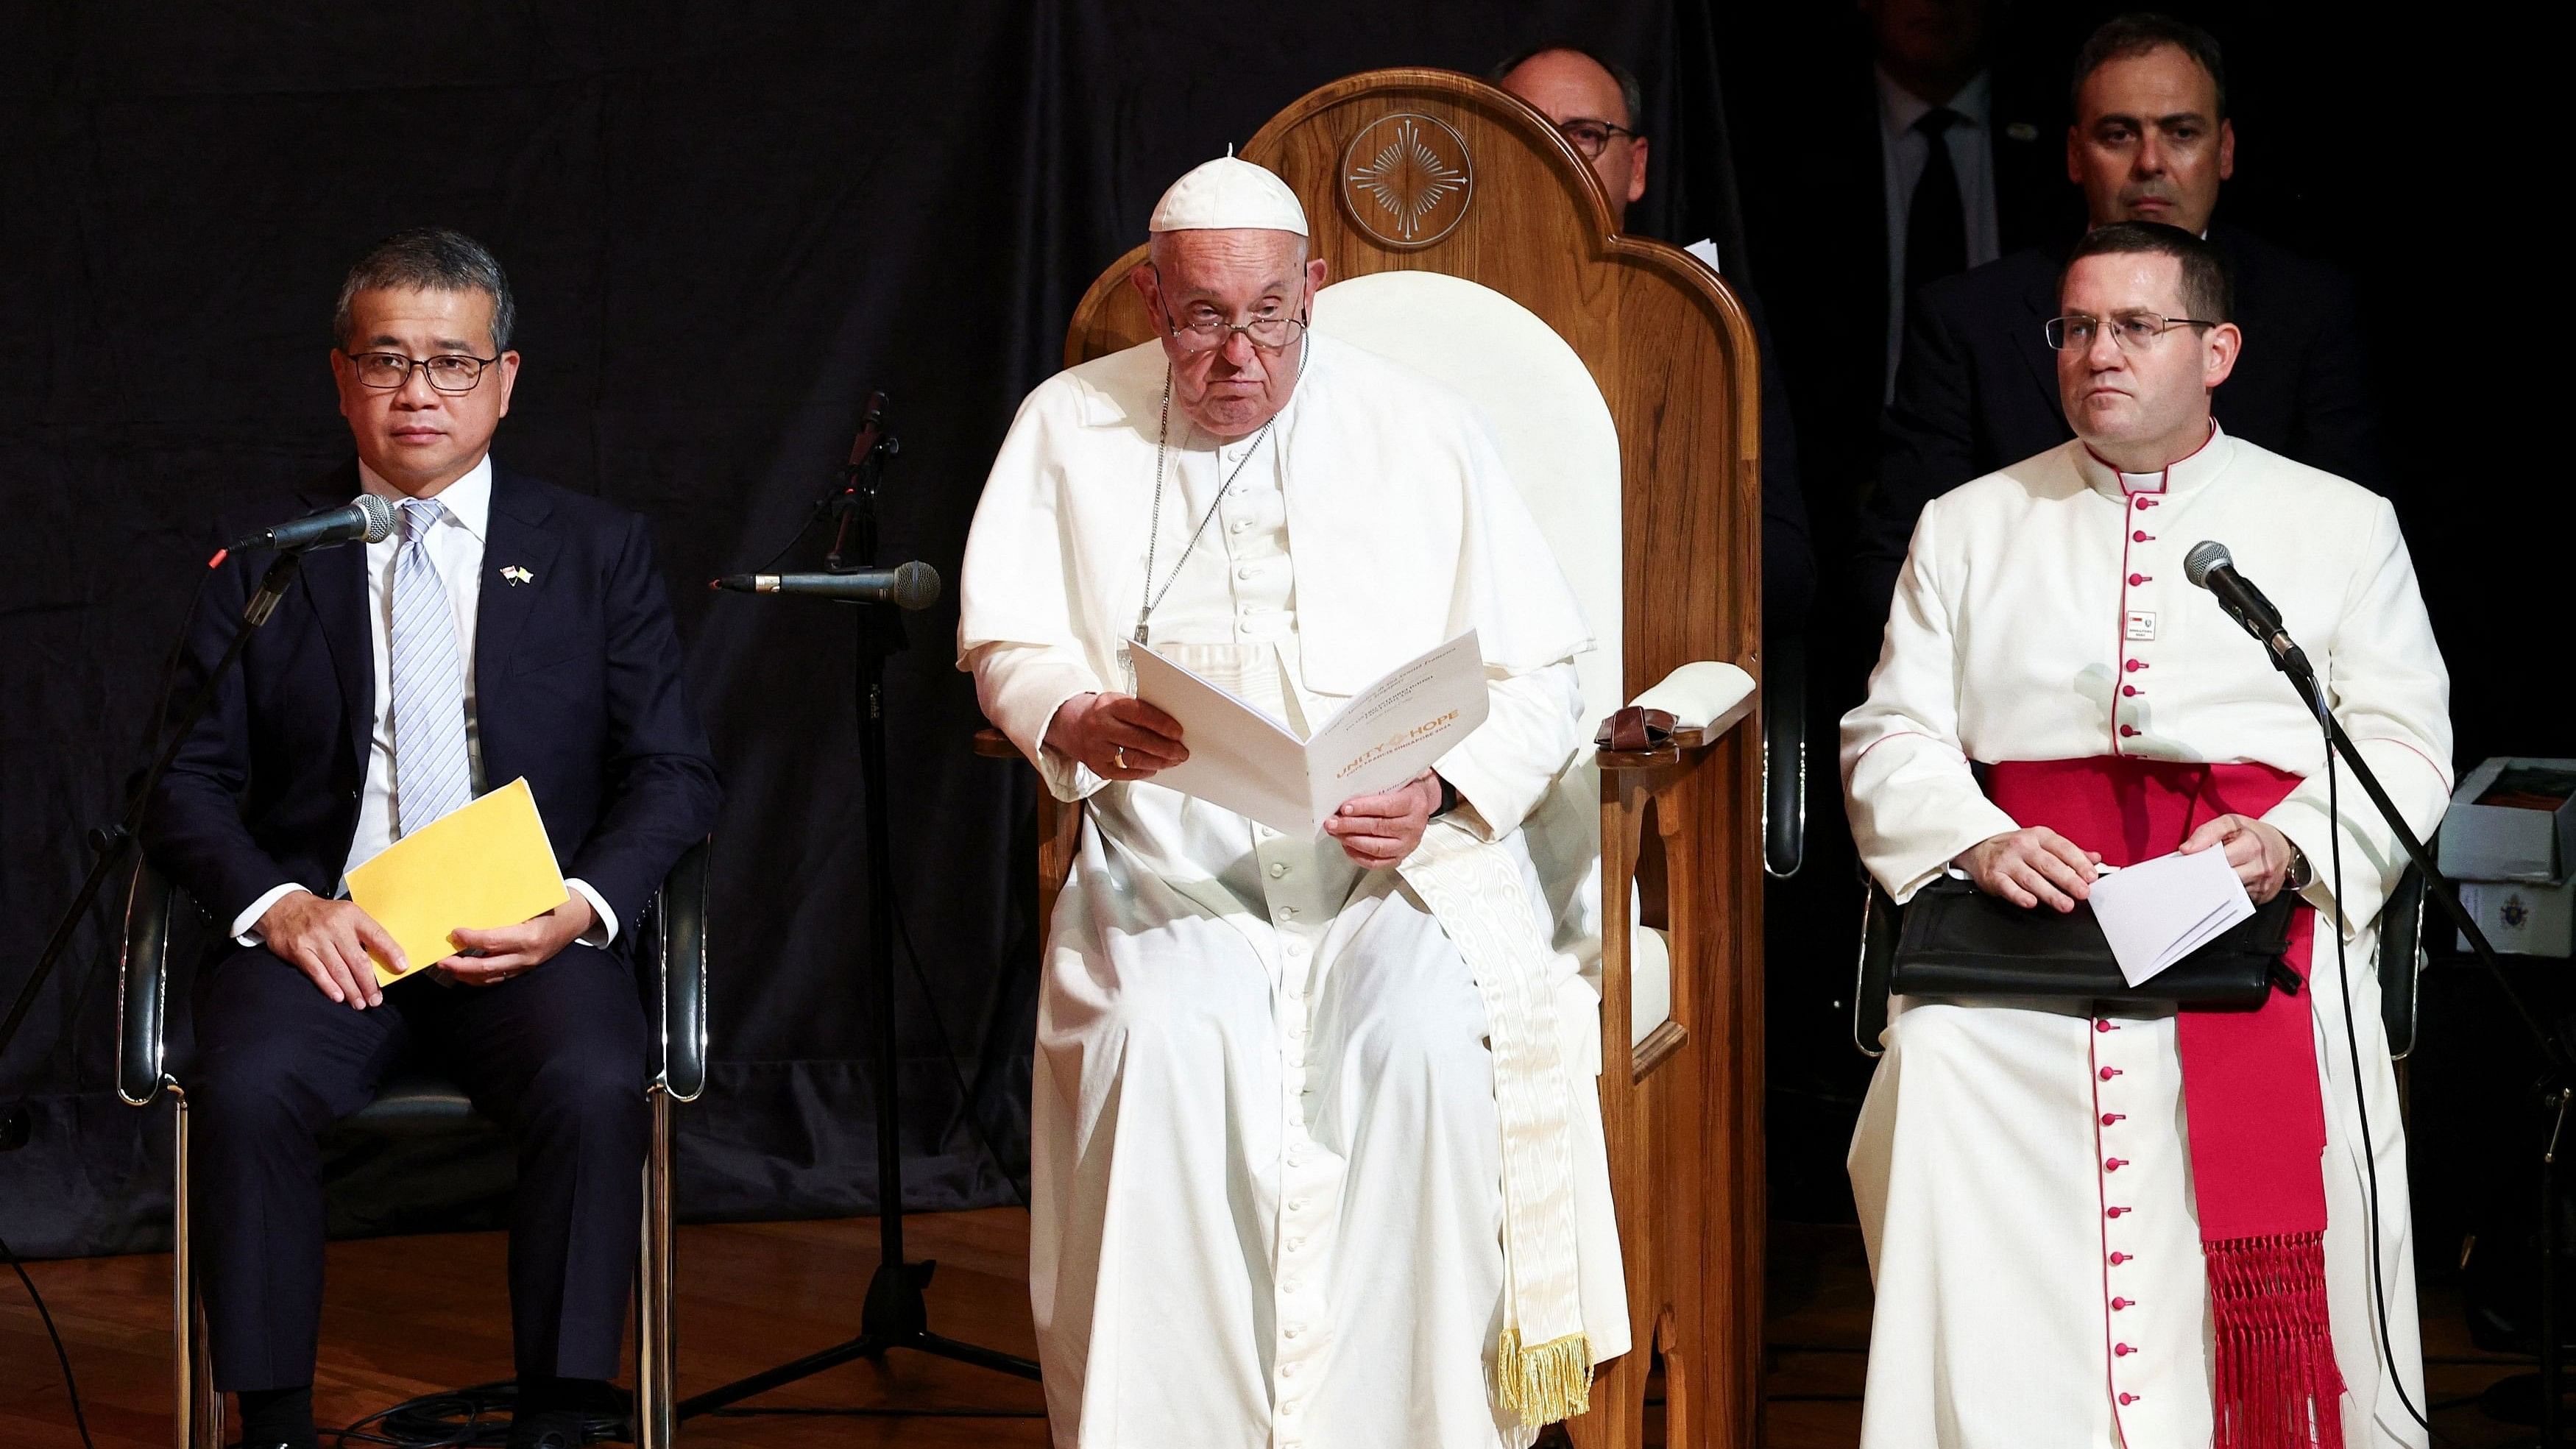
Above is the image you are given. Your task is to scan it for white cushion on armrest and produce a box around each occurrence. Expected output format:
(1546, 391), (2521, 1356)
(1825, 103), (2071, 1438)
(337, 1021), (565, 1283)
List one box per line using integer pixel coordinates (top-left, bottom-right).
(1626, 660), (1755, 731)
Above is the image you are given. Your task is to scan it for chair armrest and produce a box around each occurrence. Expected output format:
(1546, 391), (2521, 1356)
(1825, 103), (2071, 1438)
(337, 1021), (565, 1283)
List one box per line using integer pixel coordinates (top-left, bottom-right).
(118, 859), (180, 1107)
(972, 726), (1022, 760)
(2378, 862), (2426, 1060)
(1597, 661), (1758, 771)
(647, 837), (714, 1102)
(1851, 871), (1898, 1060)
(1763, 638), (1807, 878)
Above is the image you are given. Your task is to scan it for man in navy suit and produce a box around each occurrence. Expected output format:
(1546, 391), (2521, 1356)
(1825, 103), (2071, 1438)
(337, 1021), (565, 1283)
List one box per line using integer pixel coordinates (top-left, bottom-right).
(1855, 13), (2384, 631)
(144, 230), (720, 1449)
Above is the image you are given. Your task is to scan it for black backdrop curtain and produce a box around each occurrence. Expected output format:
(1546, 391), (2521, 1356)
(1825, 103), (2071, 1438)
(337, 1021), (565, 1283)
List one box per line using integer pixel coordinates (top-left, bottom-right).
(0, 1), (1728, 1257)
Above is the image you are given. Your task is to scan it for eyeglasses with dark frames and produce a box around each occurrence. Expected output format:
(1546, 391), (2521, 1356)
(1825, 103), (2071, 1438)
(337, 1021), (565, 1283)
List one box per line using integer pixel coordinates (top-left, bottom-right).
(342, 350), (501, 393)
(1555, 119), (1639, 160)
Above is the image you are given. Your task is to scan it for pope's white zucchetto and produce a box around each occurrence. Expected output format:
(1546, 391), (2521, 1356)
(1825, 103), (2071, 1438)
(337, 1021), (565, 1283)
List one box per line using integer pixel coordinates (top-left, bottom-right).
(1147, 153), (1309, 236)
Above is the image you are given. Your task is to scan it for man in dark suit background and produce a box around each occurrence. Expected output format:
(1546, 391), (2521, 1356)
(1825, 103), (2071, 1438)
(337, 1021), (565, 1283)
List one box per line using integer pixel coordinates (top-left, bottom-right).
(144, 230), (721, 1449)
(1494, 43), (1817, 638)
(1855, 12), (2384, 627)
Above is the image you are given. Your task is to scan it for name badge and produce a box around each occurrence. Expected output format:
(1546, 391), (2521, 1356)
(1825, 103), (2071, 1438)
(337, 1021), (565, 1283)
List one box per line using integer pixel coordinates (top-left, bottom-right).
(2125, 611), (2158, 642)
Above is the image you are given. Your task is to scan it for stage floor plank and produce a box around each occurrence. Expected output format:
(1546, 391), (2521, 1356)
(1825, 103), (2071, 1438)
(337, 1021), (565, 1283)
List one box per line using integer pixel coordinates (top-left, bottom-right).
(0, 1210), (2533, 1447)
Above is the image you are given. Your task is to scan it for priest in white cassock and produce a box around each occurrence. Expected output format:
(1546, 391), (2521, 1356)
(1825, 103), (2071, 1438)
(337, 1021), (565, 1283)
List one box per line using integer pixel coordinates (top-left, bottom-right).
(957, 155), (1629, 1449)
(1842, 221), (2449, 1449)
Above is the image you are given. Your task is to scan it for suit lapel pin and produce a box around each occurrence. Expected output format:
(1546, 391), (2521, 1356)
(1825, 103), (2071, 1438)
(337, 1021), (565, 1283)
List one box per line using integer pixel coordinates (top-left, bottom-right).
(501, 564), (534, 586)
(2006, 121), (2039, 143)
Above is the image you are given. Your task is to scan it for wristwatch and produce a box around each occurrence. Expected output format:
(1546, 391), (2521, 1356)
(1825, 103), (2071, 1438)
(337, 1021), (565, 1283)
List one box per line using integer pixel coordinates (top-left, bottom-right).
(2284, 843), (2314, 892)
(1432, 774), (1461, 818)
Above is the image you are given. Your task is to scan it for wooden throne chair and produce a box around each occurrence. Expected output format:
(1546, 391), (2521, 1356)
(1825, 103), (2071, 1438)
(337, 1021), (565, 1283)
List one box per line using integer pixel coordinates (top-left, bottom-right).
(977, 68), (1770, 1448)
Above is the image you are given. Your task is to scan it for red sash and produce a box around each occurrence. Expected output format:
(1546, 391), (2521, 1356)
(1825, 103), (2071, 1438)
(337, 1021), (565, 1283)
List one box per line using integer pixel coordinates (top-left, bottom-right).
(1987, 757), (2343, 1449)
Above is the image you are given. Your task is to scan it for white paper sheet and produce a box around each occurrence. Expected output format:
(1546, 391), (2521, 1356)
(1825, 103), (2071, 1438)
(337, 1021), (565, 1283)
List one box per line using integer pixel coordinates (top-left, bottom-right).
(1129, 629), (1490, 835)
(2084, 848), (2258, 988)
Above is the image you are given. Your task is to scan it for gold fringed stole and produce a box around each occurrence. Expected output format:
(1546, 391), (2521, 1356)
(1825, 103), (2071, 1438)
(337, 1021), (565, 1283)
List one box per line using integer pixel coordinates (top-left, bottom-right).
(1398, 817), (1594, 1428)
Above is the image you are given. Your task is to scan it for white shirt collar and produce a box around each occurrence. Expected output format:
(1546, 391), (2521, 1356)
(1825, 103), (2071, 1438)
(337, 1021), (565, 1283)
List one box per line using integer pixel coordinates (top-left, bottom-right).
(2073, 419), (2230, 500)
(358, 452), (493, 542)
(1876, 65), (1992, 139)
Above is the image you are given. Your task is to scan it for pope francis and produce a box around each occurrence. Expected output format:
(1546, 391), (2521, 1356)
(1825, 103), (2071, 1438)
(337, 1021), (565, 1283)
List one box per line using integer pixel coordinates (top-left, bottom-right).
(1842, 221), (2449, 1448)
(958, 157), (1627, 1448)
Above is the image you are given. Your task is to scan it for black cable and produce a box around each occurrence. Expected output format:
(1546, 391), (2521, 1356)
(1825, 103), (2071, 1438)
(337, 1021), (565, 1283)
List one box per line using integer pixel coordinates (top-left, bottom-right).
(2319, 709), (2444, 1442)
(329, 1380), (622, 1448)
(888, 883), (1032, 1211)
(0, 1230), (97, 1449)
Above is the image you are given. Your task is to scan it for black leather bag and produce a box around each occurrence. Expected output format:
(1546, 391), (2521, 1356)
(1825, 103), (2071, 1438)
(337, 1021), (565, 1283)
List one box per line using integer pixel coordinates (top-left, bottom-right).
(1886, 874), (2299, 1009)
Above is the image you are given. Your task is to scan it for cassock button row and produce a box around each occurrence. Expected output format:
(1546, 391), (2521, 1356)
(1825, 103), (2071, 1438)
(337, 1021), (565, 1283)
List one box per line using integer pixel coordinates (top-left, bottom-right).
(1284, 1325), (1303, 1339)
(2125, 659), (2148, 673)
(2095, 1018), (2117, 1032)
(2115, 1342), (2134, 1356)
(1278, 906), (1298, 920)
(2120, 725), (2140, 738)
(2111, 1297), (2133, 1310)
(2101, 1067), (2123, 1080)
(2101, 1112), (2126, 1125)
(2129, 573), (2149, 586)
(1270, 862), (1290, 878)
(1289, 1198), (1308, 1212)
(2109, 1252), (2130, 1264)
(2123, 685), (2139, 696)
(2133, 531), (2152, 542)
(2106, 1206), (2129, 1218)
(2120, 1392), (2140, 1406)
(2105, 1158), (2127, 1172)
(1281, 1363), (1298, 1378)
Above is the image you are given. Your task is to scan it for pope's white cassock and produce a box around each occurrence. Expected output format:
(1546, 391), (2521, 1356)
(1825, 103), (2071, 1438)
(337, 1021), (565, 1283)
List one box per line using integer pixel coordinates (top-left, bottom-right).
(1841, 426), (2452, 1448)
(958, 302), (1628, 1442)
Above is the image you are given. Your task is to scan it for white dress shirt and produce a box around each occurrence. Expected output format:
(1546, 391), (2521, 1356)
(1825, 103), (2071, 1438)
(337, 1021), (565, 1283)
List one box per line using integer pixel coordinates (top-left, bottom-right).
(1878, 66), (2002, 398)
(230, 453), (617, 949)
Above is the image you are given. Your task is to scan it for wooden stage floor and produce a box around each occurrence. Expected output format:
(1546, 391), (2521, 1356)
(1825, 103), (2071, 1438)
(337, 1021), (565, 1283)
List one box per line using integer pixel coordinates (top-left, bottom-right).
(0, 1211), (2543, 1447)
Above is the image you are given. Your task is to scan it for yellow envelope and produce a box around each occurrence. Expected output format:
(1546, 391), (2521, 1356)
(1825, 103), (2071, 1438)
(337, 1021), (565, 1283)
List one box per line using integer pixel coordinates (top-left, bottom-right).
(345, 778), (570, 988)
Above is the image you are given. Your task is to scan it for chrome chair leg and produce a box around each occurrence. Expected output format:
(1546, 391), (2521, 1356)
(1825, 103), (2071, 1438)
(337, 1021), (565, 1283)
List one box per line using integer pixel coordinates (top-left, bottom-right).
(172, 1089), (224, 1449)
(634, 1088), (676, 1449)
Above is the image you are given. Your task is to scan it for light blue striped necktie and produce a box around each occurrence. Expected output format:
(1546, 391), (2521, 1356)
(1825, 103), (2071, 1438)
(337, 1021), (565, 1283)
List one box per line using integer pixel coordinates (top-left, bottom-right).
(389, 497), (471, 837)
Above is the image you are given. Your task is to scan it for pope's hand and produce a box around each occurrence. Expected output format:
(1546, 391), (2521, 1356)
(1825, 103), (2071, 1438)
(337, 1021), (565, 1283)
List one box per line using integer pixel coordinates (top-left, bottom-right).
(1326, 770), (1443, 868)
(1957, 827), (2103, 913)
(1050, 692), (1187, 780)
(2178, 812), (2296, 904)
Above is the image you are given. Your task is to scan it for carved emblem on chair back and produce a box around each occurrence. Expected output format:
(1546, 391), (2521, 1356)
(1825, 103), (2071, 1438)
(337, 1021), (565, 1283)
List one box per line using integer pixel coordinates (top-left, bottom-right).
(1340, 112), (1473, 248)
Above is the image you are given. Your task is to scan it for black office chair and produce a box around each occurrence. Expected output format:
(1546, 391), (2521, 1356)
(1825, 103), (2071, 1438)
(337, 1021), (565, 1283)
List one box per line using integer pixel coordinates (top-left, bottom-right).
(116, 839), (710, 1449)
(1850, 861), (2428, 1060)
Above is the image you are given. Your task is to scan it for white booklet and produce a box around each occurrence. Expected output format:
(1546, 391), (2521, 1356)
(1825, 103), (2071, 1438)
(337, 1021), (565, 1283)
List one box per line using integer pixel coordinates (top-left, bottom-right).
(1128, 629), (1490, 835)
(2084, 847), (2258, 988)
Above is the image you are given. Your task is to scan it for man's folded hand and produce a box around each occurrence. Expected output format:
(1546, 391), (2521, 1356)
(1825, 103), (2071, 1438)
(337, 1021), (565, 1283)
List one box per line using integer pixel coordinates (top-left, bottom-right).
(1956, 827), (2103, 913)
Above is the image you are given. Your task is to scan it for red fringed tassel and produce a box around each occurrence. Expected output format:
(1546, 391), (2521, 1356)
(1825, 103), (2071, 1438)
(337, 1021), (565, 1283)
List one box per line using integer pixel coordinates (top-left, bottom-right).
(2207, 1232), (2345, 1449)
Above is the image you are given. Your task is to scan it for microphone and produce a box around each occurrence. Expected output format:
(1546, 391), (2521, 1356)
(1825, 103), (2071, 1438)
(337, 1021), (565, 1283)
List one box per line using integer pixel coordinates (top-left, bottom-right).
(230, 494), (395, 553)
(710, 561), (941, 610)
(2184, 540), (2317, 692)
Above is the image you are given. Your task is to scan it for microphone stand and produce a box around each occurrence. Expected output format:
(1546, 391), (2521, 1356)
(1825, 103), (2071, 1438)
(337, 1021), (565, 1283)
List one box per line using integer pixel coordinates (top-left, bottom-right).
(2261, 633), (2576, 1445)
(1, 548), (305, 1152)
(683, 398), (1038, 1423)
